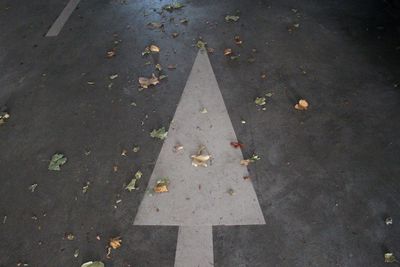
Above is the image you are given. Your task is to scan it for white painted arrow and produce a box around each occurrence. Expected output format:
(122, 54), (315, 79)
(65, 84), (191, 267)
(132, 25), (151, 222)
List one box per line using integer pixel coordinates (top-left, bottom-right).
(134, 49), (265, 267)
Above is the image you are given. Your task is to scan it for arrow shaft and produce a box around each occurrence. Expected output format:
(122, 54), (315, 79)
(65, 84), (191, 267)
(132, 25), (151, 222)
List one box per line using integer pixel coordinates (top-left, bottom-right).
(175, 226), (213, 267)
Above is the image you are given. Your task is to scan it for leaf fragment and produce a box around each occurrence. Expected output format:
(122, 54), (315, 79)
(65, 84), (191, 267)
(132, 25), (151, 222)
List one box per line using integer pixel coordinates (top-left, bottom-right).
(28, 183), (38, 192)
(163, 3), (184, 12)
(109, 74), (118, 80)
(48, 153), (67, 171)
(81, 261), (105, 267)
(150, 127), (168, 140)
(225, 15), (240, 22)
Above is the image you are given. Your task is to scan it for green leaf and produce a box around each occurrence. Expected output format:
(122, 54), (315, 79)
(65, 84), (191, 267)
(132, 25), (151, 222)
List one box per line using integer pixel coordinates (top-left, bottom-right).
(48, 153), (67, 171)
(150, 127), (168, 140)
(254, 97), (266, 106)
(81, 262), (105, 267)
(196, 40), (207, 49)
(126, 171), (143, 191)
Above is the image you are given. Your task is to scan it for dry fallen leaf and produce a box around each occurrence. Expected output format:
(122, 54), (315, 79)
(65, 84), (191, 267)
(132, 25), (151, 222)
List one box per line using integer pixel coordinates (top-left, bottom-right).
(121, 149), (128, 156)
(294, 99), (309, 110)
(234, 35), (242, 45)
(154, 178), (169, 193)
(109, 236), (122, 249)
(150, 44), (160, 52)
(138, 74), (159, 89)
(168, 64), (177, 69)
(172, 32), (179, 38)
(106, 48), (116, 58)
(191, 154), (211, 167)
(65, 233), (75, 241)
(0, 110), (10, 125)
(224, 48), (232, 56)
(147, 22), (163, 29)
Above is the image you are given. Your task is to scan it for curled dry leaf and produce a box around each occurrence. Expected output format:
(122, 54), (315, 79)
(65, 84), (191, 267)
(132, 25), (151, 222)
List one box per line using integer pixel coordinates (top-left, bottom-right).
(109, 236), (122, 249)
(294, 99), (309, 110)
(150, 45), (160, 52)
(230, 141), (244, 149)
(138, 74), (159, 89)
(172, 32), (179, 38)
(191, 154), (211, 167)
(224, 48), (232, 56)
(191, 146), (211, 167)
(154, 178), (169, 193)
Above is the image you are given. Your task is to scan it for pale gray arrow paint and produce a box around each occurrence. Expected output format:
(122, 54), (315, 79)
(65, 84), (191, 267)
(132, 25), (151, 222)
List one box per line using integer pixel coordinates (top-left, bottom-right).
(46, 0), (80, 37)
(134, 49), (265, 267)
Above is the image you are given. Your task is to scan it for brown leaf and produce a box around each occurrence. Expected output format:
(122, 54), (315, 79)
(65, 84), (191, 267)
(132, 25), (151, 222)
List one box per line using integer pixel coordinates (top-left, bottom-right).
(138, 74), (159, 89)
(109, 236), (122, 249)
(294, 99), (309, 110)
(172, 32), (179, 38)
(168, 64), (177, 69)
(234, 35), (243, 45)
(224, 48), (232, 56)
(154, 178), (169, 193)
(150, 45), (160, 52)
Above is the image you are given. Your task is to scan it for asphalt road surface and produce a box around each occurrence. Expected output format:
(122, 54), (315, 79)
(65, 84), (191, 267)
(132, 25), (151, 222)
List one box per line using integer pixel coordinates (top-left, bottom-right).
(0, 0), (399, 266)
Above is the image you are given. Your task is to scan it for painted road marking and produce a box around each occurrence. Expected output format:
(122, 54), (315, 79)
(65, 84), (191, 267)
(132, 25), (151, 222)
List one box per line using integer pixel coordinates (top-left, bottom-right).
(134, 49), (265, 266)
(45, 0), (80, 37)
